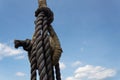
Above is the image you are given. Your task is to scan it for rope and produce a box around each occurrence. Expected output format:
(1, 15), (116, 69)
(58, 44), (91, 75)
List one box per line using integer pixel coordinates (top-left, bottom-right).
(14, 7), (62, 80)
(42, 15), (53, 80)
(34, 7), (54, 80)
(48, 25), (62, 80)
(33, 12), (48, 80)
(55, 63), (61, 80)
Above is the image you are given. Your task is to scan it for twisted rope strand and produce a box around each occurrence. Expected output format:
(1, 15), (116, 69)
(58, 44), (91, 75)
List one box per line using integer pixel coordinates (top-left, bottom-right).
(30, 38), (37, 80)
(35, 11), (48, 80)
(42, 16), (54, 80)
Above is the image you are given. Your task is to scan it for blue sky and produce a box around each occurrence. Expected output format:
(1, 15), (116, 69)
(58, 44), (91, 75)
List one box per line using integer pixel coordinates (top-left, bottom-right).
(0, 0), (120, 80)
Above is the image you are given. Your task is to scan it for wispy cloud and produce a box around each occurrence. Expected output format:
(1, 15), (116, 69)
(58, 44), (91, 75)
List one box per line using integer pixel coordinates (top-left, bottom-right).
(60, 62), (66, 70)
(66, 65), (116, 80)
(72, 61), (82, 67)
(0, 42), (24, 60)
(15, 72), (26, 77)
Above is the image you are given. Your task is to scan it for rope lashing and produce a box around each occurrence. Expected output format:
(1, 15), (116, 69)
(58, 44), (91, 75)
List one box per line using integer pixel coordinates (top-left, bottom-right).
(14, 7), (62, 80)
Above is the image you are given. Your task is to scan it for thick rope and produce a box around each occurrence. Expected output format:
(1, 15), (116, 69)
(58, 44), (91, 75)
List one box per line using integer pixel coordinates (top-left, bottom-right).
(30, 36), (37, 80)
(48, 25), (62, 66)
(48, 25), (62, 80)
(34, 7), (54, 80)
(42, 16), (53, 80)
(14, 39), (37, 80)
(33, 12), (48, 80)
(14, 7), (62, 80)
(55, 63), (61, 80)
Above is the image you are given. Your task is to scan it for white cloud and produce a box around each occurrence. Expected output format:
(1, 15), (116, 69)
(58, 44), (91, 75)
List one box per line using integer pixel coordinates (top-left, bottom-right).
(66, 65), (116, 80)
(15, 72), (26, 77)
(60, 62), (66, 70)
(0, 43), (24, 60)
(66, 77), (76, 80)
(72, 61), (82, 67)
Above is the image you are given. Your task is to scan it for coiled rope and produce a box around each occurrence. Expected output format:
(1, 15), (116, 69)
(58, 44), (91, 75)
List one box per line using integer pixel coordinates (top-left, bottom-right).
(14, 7), (62, 80)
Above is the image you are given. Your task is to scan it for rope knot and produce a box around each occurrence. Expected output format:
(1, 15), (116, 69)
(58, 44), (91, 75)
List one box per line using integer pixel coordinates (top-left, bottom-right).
(14, 39), (32, 51)
(35, 7), (54, 24)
